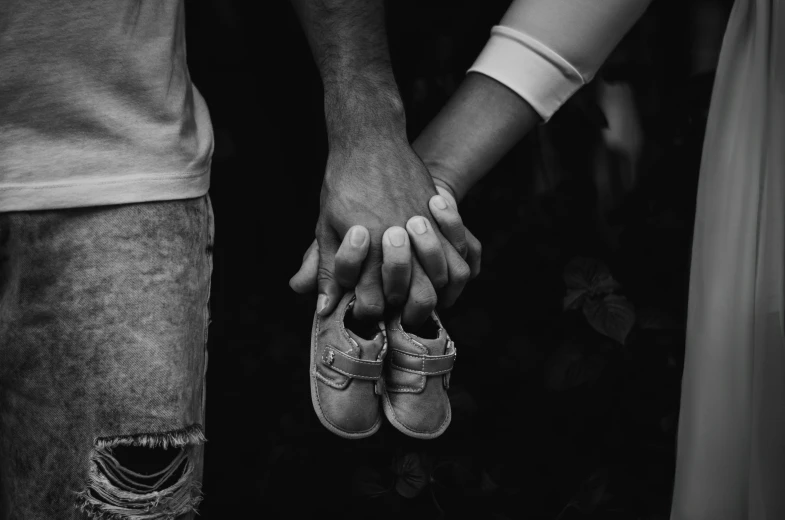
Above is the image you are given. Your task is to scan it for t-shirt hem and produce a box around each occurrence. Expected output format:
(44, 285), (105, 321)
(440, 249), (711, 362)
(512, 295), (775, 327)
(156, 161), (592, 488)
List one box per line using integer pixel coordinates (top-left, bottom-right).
(0, 166), (211, 212)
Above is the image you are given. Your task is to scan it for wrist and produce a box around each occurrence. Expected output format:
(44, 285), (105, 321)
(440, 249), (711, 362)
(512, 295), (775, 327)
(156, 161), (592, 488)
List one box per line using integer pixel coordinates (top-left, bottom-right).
(413, 135), (470, 204)
(425, 162), (466, 204)
(324, 78), (407, 149)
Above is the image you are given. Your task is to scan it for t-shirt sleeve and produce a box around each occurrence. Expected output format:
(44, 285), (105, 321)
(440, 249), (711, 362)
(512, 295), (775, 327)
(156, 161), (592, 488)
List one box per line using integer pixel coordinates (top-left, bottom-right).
(468, 0), (653, 121)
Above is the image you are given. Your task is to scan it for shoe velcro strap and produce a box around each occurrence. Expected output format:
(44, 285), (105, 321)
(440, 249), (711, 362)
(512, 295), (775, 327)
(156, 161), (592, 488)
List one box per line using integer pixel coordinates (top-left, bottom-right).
(322, 346), (383, 380)
(390, 348), (455, 376)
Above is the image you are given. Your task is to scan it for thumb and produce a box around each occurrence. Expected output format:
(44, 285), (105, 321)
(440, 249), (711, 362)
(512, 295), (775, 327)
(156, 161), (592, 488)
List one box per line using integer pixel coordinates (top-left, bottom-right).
(316, 230), (344, 317)
(289, 239), (319, 294)
(434, 184), (458, 208)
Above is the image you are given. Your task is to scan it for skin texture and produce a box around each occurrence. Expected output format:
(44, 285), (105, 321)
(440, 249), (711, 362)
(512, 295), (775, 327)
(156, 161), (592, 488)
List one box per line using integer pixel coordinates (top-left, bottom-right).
(290, 186), (482, 324)
(412, 73), (541, 203)
(316, 135), (470, 325)
(291, 73), (537, 319)
(289, 0), (471, 326)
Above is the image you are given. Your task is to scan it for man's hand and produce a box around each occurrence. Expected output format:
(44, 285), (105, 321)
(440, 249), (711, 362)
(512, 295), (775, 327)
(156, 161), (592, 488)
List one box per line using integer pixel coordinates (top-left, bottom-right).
(314, 136), (472, 325)
(291, 187), (481, 325)
(289, 0), (474, 325)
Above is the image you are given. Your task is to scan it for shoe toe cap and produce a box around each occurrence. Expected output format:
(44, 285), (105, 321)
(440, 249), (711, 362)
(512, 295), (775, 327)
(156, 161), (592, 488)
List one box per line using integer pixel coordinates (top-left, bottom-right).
(386, 390), (450, 436)
(315, 378), (380, 434)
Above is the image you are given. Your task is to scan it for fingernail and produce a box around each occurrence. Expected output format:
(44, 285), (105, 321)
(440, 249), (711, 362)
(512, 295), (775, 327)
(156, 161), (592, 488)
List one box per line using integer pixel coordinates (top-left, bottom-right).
(388, 228), (406, 247)
(349, 227), (365, 247)
(410, 217), (427, 235)
(317, 294), (330, 314)
(432, 196), (448, 210)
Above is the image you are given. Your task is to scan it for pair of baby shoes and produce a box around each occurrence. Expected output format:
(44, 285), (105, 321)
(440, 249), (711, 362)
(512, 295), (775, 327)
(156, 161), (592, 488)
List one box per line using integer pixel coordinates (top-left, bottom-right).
(310, 291), (456, 439)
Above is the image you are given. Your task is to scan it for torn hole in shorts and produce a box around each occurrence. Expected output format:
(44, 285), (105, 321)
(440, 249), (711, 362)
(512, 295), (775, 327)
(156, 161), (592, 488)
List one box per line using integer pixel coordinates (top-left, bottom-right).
(74, 424), (207, 520)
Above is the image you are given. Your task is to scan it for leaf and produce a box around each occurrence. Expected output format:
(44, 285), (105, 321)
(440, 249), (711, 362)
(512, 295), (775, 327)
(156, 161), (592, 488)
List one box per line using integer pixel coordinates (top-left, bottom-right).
(480, 470), (499, 495)
(583, 294), (636, 345)
(392, 452), (429, 498)
(563, 257), (622, 296)
(572, 467), (610, 514)
(563, 289), (588, 311)
(351, 466), (389, 497)
(543, 342), (607, 391)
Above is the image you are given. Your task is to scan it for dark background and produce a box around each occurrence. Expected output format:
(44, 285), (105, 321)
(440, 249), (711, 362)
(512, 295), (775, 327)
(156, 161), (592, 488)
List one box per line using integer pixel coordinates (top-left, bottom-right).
(183, 1), (731, 518)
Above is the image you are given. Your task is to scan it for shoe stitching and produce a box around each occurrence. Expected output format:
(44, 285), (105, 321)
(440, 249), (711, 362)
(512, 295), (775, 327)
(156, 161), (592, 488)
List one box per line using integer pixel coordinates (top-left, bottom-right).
(382, 313), (452, 435)
(389, 327), (429, 354)
(313, 308), (379, 436)
(383, 388), (451, 436)
(329, 346), (384, 365)
(323, 347), (383, 381)
(389, 361), (452, 377)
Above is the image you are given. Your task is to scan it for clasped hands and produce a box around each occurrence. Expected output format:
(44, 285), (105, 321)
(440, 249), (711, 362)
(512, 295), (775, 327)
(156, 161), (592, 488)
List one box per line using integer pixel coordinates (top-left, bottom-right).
(289, 135), (480, 327)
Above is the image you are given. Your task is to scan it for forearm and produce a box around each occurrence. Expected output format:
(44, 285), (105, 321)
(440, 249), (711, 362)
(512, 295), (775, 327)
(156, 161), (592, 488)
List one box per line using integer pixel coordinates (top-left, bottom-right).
(289, 0), (406, 150)
(412, 72), (540, 203)
(413, 0), (653, 203)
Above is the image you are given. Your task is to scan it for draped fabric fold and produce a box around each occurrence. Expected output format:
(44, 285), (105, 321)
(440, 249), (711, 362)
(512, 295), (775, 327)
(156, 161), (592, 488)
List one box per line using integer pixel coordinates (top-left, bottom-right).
(671, 1), (785, 518)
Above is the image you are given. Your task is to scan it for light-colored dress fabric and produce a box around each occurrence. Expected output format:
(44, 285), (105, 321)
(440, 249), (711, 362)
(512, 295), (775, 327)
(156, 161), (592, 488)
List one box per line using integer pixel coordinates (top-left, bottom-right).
(471, 0), (785, 517)
(671, 0), (785, 518)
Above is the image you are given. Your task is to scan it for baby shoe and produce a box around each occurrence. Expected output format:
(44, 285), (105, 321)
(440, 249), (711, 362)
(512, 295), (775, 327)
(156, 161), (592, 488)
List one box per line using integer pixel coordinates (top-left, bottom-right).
(310, 291), (387, 439)
(381, 311), (456, 439)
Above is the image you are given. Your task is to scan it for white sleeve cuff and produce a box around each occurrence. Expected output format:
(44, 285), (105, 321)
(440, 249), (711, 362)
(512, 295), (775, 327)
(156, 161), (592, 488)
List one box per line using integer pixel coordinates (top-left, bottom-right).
(467, 25), (586, 122)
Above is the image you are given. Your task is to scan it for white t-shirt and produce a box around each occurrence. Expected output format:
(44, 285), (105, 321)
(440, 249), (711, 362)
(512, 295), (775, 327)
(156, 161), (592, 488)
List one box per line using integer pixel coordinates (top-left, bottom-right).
(469, 0), (653, 121)
(0, 0), (213, 212)
(0, 0), (650, 212)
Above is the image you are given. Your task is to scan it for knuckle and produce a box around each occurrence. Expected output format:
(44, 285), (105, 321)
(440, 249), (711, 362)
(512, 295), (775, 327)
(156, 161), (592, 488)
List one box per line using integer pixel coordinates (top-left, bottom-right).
(473, 241), (483, 259)
(383, 260), (411, 276)
(420, 243), (442, 258)
(355, 299), (385, 319)
(335, 249), (362, 266)
(431, 275), (449, 290)
(453, 262), (471, 285)
(455, 240), (469, 258)
(434, 208), (458, 225)
(384, 253), (411, 269)
(411, 286), (438, 310)
(316, 265), (335, 282)
(446, 213), (464, 229)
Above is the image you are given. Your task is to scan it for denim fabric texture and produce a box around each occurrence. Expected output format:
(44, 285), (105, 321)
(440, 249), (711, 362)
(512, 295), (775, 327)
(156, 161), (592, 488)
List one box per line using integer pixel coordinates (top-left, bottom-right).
(0, 194), (215, 519)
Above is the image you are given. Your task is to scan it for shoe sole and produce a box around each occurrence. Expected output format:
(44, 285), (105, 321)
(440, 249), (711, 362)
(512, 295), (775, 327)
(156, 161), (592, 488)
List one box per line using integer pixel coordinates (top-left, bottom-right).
(310, 310), (382, 440)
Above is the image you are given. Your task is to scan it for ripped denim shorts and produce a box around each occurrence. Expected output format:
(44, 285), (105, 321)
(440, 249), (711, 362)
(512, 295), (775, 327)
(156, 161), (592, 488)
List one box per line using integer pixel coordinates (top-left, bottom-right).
(0, 194), (214, 519)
